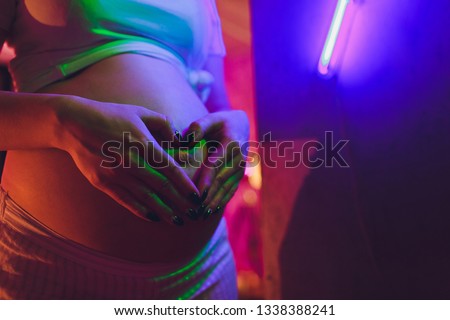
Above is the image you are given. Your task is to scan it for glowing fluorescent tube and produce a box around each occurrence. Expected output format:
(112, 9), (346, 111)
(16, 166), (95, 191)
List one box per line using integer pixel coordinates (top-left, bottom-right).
(318, 0), (350, 75)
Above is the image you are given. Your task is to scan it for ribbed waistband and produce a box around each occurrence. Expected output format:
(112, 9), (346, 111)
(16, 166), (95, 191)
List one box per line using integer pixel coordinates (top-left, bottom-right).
(0, 187), (228, 278)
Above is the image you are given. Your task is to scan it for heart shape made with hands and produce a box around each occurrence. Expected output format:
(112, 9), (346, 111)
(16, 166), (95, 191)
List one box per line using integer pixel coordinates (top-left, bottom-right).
(165, 139), (208, 183)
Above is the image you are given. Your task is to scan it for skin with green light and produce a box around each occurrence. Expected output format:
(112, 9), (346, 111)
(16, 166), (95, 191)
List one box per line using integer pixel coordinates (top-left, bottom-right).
(0, 32), (249, 264)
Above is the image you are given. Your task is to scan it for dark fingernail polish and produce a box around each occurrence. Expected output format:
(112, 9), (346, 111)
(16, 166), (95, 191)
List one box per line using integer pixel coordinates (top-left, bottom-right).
(187, 208), (199, 220)
(146, 212), (160, 222)
(174, 130), (182, 141)
(203, 208), (213, 220)
(190, 192), (202, 205)
(172, 215), (184, 226)
(201, 189), (209, 202)
(213, 206), (222, 215)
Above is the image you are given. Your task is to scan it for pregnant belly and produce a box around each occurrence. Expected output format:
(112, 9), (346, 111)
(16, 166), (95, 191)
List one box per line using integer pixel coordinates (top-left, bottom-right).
(1, 54), (222, 263)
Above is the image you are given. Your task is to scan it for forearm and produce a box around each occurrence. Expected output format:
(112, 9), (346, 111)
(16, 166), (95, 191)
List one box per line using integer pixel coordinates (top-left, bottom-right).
(0, 91), (66, 151)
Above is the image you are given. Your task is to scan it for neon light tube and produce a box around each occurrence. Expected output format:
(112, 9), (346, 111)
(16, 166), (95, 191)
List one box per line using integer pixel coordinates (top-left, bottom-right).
(318, 0), (350, 75)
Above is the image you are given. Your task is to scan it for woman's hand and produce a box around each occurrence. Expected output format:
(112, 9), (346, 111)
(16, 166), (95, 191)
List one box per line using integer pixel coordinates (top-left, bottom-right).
(54, 95), (201, 225)
(183, 110), (250, 219)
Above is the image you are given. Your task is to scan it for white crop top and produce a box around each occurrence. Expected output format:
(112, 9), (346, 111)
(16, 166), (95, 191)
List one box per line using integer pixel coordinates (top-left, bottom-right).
(0, 0), (226, 94)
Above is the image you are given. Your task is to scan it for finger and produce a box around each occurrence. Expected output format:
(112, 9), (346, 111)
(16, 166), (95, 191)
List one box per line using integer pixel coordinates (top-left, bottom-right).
(191, 141), (227, 218)
(204, 154), (245, 205)
(183, 110), (249, 147)
(171, 140), (206, 169)
(125, 149), (197, 213)
(107, 179), (184, 226)
(111, 166), (189, 226)
(128, 140), (201, 206)
(86, 168), (150, 221)
(204, 170), (244, 219)
(132, 164), (199, 220)
(139, 110), (179, 144)
(194, 139), (230, 197)
(193, 141), (223, 195)
(194, 164), (215, 199)
(215, 182), (240, 215)
(182, 113), (223, 146)
(138, 188), (186, 227)
(192, 162), (218, 220)
(203, 137), (242, 173)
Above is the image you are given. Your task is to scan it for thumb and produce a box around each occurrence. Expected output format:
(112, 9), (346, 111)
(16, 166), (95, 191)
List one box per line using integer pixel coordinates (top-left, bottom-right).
(140, 110), (179, 145)
(183, 113), (223, 146)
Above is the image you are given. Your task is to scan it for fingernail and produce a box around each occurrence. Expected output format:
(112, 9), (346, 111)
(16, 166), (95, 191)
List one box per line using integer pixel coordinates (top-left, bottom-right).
(203, 208), (213, 220)
(146, 212), (160, 222)
(201, 189), (209, 202)
(187, 208), (199, 220)
(171, 215), (184, 226)
(190, 192), (202, 205)
(213, 206), (222, 215)
(174, 130), (182, 141)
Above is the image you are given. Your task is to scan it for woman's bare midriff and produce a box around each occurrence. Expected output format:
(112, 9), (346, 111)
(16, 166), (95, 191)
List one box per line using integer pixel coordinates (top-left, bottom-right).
(1, 54), (223, 263)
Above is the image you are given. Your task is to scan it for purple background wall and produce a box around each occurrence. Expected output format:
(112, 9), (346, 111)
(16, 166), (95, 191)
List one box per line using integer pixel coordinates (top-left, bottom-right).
(252, 0), (450, 298)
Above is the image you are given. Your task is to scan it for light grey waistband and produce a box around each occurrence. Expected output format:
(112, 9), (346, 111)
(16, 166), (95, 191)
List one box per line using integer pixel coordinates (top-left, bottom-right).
(0, 186), (228, 278)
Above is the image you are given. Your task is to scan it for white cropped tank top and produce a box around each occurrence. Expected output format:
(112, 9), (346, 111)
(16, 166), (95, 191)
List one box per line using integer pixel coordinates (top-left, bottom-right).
(0, 0), (226, 94)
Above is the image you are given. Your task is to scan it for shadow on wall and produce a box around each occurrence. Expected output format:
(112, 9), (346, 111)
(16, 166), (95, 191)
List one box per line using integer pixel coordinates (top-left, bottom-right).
(252, 0), (450, 299)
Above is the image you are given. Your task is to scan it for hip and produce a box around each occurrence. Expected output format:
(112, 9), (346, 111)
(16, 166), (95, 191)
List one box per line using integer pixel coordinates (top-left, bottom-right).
(0, 187), (236, 299)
